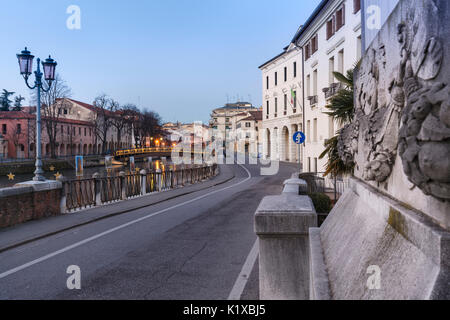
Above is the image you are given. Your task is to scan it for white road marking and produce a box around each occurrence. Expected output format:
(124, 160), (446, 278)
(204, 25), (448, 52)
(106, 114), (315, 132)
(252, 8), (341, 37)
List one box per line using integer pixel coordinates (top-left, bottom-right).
(228, 239), (259, 300)
(0, 165), (252, 280)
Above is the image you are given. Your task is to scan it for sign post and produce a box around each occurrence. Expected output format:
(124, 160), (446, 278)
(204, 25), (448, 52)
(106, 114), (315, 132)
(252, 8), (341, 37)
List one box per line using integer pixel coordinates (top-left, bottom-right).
(293, 131), (306, 174)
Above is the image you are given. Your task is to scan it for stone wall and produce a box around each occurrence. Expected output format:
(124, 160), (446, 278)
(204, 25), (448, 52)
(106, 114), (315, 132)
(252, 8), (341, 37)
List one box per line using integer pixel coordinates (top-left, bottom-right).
(0, 182), (62, 228)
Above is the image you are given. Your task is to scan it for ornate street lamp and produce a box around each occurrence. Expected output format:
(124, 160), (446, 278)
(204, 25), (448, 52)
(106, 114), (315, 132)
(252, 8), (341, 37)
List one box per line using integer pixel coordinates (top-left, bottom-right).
(17, 47), (57, 181)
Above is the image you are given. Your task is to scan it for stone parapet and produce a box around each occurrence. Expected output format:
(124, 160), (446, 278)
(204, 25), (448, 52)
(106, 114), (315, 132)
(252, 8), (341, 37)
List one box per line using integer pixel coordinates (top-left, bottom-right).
(0, 181), (62, 229)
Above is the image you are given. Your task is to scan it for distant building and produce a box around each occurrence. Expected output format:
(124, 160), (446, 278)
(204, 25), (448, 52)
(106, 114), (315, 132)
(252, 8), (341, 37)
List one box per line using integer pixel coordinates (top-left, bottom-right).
(235, 110), (263, 157)
(163, 122), (209, 147)
(209, 102), (258, 148)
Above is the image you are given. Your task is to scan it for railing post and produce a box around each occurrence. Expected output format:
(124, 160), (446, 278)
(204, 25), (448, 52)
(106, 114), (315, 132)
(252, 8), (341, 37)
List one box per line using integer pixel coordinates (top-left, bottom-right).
(170, 170), (174, 189)
(156, 169), (162, 192)
(119, 171), (127, 200)
(57, 175), (67, 214)
(140, 169), (147, 195)
(93, 172), (102, 206)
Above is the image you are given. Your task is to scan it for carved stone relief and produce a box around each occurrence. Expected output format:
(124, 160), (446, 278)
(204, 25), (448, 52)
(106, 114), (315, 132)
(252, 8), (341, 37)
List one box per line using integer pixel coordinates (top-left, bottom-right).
(338, 0), (449, 200)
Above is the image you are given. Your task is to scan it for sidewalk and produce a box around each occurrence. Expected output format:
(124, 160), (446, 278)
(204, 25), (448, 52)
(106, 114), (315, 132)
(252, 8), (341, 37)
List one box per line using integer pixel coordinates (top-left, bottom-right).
(0, 165), (235, 253)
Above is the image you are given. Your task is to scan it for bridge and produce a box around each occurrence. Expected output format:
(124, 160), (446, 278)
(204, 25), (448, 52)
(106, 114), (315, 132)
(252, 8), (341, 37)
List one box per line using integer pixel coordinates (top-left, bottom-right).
(114, 147), (174, 159)
(114, 146), (206, 160)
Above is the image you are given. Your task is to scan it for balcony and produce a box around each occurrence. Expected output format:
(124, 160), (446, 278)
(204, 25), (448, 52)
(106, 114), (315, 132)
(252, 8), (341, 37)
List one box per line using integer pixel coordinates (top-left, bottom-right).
(308, 95), (318, 106)
(323, 82), (343, 100)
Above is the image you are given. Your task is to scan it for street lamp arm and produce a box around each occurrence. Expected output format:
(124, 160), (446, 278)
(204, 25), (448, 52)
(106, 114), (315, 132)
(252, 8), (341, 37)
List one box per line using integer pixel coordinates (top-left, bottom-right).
(23, 75), (37, 90)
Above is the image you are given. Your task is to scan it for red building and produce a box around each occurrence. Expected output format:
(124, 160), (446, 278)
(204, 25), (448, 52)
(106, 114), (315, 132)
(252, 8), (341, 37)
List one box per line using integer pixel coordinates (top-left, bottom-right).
(0, 110), (96, 159)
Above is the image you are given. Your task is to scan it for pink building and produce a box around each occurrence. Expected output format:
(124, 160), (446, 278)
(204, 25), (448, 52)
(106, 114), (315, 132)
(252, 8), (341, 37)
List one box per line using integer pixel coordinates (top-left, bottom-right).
(0, 110), (96, 159)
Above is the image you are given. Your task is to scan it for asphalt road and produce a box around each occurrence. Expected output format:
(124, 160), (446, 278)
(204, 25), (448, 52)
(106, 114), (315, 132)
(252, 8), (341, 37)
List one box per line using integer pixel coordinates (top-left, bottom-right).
(0, 162), (297, 300)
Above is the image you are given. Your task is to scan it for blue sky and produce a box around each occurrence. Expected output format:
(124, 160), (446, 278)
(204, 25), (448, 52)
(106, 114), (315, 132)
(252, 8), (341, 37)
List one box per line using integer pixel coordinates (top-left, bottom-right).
(0, 0), (321, 123)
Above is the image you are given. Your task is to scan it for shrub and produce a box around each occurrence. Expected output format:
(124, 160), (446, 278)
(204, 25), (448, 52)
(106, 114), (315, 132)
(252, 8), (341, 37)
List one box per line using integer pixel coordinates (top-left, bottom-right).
(309, 192), (332, 214)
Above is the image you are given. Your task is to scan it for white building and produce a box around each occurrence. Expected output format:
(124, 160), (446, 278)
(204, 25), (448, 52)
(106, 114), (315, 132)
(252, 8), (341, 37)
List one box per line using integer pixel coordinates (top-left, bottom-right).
(260, 0), (362, 172)
(235, 110), (263, 157)
(259, 43), (303, 163)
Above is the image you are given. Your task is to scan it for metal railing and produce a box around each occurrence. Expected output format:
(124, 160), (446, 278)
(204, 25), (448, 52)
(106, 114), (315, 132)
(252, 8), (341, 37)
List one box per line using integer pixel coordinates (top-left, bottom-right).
(298, 171), (349, 200)
(61, 164), (218, 212)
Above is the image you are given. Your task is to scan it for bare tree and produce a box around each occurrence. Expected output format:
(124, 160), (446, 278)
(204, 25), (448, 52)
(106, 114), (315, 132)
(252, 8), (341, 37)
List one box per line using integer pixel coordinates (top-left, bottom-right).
(92, 95), (115, 154)
(31, 75), (72, 158)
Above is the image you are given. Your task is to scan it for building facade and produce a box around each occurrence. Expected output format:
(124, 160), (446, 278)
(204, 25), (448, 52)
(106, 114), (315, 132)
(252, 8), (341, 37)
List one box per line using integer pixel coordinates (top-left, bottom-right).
(0, 98), (133, 159)
(260, 0), (362, 172)
(235, 110), (263, 157)
(259, 43), (304, 163)
(209, 102), (258, 148)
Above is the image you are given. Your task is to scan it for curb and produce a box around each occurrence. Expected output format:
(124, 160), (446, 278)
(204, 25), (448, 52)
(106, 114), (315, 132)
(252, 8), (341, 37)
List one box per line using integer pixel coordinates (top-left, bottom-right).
(0, 168), (236, 254)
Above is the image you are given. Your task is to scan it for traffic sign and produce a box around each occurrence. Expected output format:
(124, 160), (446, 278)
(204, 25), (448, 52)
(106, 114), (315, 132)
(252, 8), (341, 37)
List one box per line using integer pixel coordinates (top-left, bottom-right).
(293, 131), (306, 145)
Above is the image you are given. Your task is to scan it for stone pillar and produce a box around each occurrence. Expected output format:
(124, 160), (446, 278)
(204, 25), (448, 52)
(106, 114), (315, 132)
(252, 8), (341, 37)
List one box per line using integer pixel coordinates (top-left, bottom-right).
(283, 178), (308, 195)
(140, 169), (147, 195)
(119, 171), (127, 200)
(92, 172), (102, 206)
(57, 175), (67, 214)
(255, 194), (317, 300)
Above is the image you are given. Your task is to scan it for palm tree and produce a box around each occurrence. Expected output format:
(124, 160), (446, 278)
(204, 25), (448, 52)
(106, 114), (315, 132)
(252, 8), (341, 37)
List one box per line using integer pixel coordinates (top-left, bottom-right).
(319, 67), (356, 177)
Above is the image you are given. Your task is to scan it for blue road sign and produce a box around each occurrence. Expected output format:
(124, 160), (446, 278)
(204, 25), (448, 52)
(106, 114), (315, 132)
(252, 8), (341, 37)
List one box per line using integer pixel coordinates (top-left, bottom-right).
(293, 131), (306, 145)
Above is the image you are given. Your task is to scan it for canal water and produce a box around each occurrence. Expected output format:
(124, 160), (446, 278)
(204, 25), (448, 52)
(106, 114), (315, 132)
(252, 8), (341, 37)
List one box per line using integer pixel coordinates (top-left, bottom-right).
(0, 159), (174, 188)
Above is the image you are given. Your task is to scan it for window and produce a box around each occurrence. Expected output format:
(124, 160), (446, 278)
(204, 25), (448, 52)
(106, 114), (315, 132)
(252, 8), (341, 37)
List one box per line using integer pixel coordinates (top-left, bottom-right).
(245, 122), (251, 128)
(293, 91), (297, 110)
(354, 0), (361, 13)
(73, 127), (75, 135)
(284, 94), (287, 111)
(275, 72), (278, 86)
(306, 120), (311, 142)
(17, 124), (21, 134)
(61, 125), (64, 134)
(313, 118), (318, 142)
(338, 49), (344, 74)
(305, 43), (311, 60)
(313, 70), (318, 96)
(64, 109), (68, 115)
(329, 57), (335, 85)
(79, 127), (81, 135)
(305, 35), (318, 60)
(336, 5), (345, 31)
(266, 101), (269, 115)
(266, 76), (269, 90)
(306, 75), (311, 97)
(67, 126), (70, 134)
(357, 36), (362, 60)
(329, 116), (335, 138)
(89, 128), (92, 136)
(314, 158), (318, 173)
(294, 62), (297, 78)
(284, 67), (287, 82)
(311, 35), (318, 54)
(327, 5), (345, 39)
(308, 157), (311, 172)
(84, 127), (87, 136)
(274, 97), (278, 115)
(2, 124), (6, 134)
(327, 19), (334, 40)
